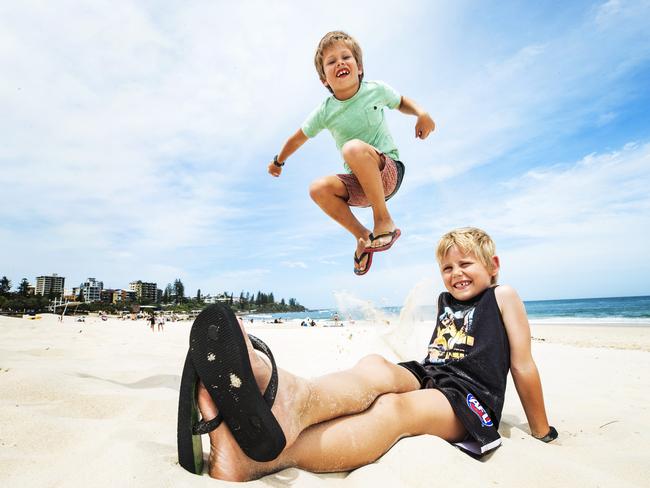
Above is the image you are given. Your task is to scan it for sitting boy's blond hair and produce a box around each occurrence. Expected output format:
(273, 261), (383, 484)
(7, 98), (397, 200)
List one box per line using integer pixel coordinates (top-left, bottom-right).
(314, 31), (364, 85)
(436, 227), (499, 284)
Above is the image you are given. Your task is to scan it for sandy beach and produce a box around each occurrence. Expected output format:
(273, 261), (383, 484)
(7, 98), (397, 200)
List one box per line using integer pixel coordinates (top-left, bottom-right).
(1, 313), (649, 487)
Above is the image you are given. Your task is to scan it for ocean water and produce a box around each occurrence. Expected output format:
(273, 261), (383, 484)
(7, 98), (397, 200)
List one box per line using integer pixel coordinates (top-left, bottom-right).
(523, 295), (650, 324)
(259, 295), (650, 325)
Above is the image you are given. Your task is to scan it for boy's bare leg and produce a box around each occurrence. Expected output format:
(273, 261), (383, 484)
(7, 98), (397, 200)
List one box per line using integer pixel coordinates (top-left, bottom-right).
(341, 139), (396, 249)
(196, 321), (420, 481)
(308, 175), (373, 272)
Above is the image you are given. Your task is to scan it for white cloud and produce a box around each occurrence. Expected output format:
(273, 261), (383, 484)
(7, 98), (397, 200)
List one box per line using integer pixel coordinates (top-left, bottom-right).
(282, 261), (308, 269)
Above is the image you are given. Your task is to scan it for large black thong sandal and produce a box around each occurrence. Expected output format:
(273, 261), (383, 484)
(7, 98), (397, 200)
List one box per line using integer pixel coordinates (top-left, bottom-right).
(177, 304), (286, 473)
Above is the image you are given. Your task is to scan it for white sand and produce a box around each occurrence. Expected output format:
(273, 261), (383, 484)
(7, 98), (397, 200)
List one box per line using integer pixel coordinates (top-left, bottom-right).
(1, 313), (649, 487)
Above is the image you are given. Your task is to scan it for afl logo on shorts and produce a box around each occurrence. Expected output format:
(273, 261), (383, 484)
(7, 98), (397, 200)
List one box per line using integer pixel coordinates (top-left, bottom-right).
(466, 393), (493, 427)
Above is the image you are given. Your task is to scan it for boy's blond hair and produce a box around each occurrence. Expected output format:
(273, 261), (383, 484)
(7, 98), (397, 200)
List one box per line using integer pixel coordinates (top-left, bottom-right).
(314, 31), (364, 87)
(436, 227), (499, 284)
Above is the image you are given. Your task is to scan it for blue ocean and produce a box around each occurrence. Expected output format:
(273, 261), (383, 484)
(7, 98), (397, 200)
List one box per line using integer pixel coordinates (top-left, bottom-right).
(260, 295), (650, 325)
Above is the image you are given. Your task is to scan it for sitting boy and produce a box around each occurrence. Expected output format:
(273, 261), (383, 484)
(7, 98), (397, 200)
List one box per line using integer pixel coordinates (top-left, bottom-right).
(178, 227), (556, 481)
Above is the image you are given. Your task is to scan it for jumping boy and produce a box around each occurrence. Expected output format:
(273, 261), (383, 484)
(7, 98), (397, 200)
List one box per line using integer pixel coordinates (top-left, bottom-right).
(268, 31), (435, 275)
(179, 227), (556, 481)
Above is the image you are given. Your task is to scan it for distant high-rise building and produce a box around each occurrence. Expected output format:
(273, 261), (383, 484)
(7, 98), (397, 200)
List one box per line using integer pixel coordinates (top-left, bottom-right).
(79, 278), (103, 302)
(129, 281), (158, 302)
(35, 274), (65, 297)
(101, 289), (136, 304)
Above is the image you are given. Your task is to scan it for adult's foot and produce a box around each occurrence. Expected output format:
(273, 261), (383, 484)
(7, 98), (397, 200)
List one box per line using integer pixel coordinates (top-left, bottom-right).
(196, 320), (311, 481)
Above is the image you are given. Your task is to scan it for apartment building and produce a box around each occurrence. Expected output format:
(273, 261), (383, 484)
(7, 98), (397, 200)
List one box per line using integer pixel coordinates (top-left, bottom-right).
(35, 274), (65, 297)
(101, 289), (137, 304)
(129, 280), (158, 302)
(80, 278), (103, 302)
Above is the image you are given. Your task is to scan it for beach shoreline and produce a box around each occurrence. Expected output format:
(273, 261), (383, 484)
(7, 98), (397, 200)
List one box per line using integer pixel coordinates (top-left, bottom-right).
(1, 313), (649, 487)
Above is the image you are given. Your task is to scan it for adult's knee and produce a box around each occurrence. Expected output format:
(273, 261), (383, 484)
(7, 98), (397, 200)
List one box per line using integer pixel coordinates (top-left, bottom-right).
(371, 392), (404, 416)
(356, 353), (392, 372)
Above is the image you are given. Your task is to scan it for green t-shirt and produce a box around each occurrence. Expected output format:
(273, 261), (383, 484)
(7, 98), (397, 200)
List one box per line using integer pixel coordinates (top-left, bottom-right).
(301, 80), (401, 172)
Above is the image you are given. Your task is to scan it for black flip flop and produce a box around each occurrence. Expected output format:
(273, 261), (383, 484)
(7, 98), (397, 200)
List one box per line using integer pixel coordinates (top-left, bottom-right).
(177, 304), (286, 472)
(365, 228), (401, 253)
(354, 250), (373, 276)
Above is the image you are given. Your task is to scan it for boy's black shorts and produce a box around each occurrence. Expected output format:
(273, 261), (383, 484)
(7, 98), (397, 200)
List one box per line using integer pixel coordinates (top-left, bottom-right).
(399, 360), (502, 456)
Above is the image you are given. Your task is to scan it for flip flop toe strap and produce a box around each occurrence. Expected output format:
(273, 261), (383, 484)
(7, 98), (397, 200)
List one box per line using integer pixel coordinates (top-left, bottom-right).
(192, 333), (279, 435)
(193, 414), (223, 435)
(249, 334), (279, 407)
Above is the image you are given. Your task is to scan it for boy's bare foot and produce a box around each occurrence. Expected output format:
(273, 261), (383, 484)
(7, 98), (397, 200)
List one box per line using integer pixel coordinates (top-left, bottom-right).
(367, 221), (400, 251)
(196, 320), (311, 481)
(354, 236), (372, 274)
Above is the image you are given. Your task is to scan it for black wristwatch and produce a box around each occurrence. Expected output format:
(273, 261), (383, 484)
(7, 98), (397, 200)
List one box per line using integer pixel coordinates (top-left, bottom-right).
(536, 426), (558, 443)
(273, 155), (285, 167)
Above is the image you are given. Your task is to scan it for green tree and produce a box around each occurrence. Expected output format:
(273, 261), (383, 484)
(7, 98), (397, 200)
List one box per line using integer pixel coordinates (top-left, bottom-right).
(164, 283), (173, 304)
(17, 278), (30, 297)
(174, 279), (185, 304)
(0, 276), (11, 296)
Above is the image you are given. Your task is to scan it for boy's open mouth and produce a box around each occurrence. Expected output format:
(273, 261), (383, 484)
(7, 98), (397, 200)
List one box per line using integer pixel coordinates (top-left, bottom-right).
(336, 68), (350, 78)
(453, 280), (471, 290)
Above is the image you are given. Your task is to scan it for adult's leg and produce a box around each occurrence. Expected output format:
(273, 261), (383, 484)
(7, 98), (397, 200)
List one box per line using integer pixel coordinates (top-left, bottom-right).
(196, 321), (420, 481)
(309, 175), (372, 272)
(286, 389), (467, 473)
(341, 140), (396, 248)
(200, 386), (466, 480)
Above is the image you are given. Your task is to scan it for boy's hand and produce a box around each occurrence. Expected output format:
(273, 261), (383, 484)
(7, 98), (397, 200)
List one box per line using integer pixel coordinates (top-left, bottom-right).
(268, 160), (283, 177)
(415, 112), (435, 139)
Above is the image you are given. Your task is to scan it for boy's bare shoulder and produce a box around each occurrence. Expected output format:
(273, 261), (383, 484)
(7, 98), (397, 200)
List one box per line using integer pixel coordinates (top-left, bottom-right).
(494, 285), (522, 305)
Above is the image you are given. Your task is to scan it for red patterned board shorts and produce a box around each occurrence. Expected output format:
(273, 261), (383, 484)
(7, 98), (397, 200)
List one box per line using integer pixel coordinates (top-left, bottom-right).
(337, 153), (405, 208)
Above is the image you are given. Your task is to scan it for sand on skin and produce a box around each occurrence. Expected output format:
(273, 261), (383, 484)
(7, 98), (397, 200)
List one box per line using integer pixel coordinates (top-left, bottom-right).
(0, 313), (649, 487)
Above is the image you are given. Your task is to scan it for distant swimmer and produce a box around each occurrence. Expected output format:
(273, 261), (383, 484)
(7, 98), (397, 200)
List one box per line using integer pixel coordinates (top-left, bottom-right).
(268, 31), (435, 276)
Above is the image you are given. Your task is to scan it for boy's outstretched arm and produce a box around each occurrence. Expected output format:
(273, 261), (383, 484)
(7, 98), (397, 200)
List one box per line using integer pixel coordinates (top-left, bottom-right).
(268, 129), (308, 177)
(496, 285), (555, 440)
(397, 96), (435, 139)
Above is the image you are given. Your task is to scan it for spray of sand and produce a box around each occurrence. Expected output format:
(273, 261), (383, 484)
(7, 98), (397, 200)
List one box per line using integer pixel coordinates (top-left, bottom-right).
(332, 278), (435, 361)
(382, 277), (434, 360)
(333, 291), (392, 323)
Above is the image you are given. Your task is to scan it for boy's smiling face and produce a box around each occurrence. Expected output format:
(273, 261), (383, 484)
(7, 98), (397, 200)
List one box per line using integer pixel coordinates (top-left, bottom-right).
(439, 245), (500, 301)
(321, 41), (362, 99)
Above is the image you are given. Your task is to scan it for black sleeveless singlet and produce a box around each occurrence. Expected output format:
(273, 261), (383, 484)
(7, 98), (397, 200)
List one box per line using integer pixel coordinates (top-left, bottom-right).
(399, 286), (510, 454)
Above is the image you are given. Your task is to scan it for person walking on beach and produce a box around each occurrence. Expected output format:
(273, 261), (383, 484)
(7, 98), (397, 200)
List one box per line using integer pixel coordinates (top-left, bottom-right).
(268, 31), (435, 276)
(179, 227), (557, 481)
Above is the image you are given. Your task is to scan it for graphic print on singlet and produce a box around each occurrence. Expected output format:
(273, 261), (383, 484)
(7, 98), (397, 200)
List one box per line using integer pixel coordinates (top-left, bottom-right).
(427, 305), (476, 363)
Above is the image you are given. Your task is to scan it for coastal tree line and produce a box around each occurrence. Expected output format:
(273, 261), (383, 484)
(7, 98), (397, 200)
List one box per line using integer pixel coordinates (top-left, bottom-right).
(0, 275), (305, 314)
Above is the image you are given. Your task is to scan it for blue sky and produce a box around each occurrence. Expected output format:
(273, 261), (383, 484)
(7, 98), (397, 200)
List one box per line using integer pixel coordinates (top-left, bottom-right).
(1, 0), (649, 309)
